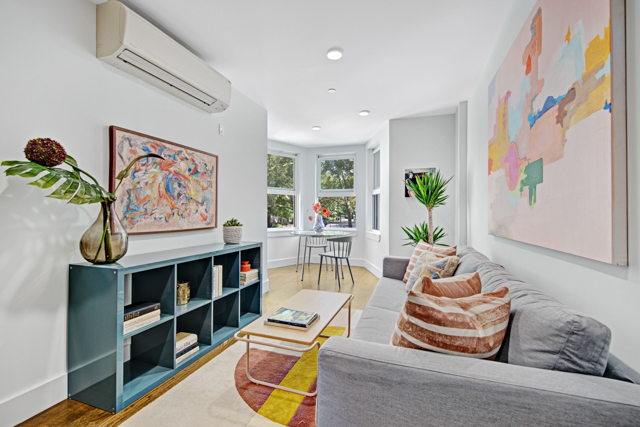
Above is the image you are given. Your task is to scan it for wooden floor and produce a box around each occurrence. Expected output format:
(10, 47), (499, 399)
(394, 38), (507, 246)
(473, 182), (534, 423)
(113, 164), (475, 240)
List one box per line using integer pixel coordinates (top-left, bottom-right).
(19, 263), (378, 427)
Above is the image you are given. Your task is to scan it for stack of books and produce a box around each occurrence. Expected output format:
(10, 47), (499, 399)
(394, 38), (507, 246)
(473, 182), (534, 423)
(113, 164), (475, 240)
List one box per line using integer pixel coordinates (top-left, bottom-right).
(124, 302), (161, 335)
(176, 332), (199, 363)
(265, 307), (319, 330)
(240, 269), (259, 285)
(213, 265), (223, 297)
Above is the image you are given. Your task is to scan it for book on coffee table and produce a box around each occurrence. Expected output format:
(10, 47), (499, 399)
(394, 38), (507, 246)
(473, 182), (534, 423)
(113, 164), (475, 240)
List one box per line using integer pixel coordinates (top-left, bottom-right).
(265, 307), (320, 330)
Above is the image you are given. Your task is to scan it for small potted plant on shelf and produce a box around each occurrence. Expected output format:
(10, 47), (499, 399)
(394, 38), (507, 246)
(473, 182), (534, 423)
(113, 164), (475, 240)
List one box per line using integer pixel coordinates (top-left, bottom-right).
(223, 218), (243, 244)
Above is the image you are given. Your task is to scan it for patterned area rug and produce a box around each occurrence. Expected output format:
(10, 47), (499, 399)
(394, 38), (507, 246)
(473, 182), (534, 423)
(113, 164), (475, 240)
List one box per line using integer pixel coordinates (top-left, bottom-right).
(234, 327), (345, 427)
(120, 308), (360, 427)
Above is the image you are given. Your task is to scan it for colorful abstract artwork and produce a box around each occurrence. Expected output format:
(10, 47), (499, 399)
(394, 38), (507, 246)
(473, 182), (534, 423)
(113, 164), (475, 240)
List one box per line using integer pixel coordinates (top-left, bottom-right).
(109, 127), (217, 234)
(488, 0), (627, 264)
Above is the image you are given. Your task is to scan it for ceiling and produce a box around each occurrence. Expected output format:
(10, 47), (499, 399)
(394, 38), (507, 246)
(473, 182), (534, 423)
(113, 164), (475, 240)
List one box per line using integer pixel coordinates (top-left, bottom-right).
(105, 0), (515, 147)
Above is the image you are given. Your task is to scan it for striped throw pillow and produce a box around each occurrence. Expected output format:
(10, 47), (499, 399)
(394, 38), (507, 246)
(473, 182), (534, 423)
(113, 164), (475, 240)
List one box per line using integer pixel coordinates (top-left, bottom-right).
(412, 272), (482, 299)
(403, 241), (457, 283)
(391, 286), (511, 360)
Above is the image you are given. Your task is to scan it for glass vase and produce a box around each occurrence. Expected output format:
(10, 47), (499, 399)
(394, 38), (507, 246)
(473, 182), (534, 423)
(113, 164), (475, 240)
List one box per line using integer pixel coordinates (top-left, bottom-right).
(79, 200), (128, 264)
(313, 213), (325, 232)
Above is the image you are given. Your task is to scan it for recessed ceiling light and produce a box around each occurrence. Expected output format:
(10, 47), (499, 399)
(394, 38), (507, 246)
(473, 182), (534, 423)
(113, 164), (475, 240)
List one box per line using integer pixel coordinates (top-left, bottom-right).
(359, 110), (370, 116)
(312, 126), (321, 131)
(328, 88), (336, 93)
(327, 47), (343, 60)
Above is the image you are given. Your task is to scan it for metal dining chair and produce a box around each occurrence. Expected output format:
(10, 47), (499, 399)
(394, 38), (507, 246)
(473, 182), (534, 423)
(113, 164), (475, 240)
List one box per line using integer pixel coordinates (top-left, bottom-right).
(317, 236), (354, 288)
(301, 236), (330, 281)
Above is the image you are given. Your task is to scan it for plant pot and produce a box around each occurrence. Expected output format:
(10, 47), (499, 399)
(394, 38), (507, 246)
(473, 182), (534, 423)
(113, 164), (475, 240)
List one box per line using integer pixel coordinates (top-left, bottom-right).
(79, 200), (128, 264)
(223, 226), (242, 244)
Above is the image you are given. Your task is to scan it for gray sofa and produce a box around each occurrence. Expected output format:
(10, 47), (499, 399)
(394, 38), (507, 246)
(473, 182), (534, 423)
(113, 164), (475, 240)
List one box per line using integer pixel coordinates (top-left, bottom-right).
(317, 246), (640, 426)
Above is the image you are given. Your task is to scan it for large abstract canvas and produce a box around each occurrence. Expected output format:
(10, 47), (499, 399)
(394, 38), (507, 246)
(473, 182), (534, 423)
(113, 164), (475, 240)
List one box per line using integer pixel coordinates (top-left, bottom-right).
(488, 0), (627, 264)
(109, 126), (218, 234)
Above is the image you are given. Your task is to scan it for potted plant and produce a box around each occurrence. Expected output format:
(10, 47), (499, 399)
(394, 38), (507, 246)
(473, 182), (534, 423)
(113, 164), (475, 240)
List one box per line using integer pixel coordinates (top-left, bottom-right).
(1, 138), (163, 264)
(403, 170), (452, 245)
(223, 218), (243, 244)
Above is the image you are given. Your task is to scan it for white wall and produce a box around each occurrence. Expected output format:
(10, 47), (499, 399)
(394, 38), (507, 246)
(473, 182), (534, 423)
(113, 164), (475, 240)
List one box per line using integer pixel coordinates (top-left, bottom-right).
(466, 0), (640, 371)
(363, 124), (390, 277)
(389, 115), (457, 256)
(454, 102), (468, 246)
(0, 1), (267, 425)
(266, 142), (366, 269)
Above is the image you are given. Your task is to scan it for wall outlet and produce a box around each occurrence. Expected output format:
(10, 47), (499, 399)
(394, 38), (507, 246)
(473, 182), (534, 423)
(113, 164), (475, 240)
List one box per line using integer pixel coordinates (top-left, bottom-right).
(219, 124), (224, 136)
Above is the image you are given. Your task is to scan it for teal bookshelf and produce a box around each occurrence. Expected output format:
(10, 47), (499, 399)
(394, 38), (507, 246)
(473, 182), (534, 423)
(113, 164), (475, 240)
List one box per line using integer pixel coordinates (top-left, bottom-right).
(68, 242), (262, 413)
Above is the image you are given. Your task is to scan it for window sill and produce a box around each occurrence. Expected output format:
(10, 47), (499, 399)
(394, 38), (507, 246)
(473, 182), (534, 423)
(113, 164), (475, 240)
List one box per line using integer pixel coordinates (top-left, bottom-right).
(366, 231), (381, 242)
(267, 228), (300, 238)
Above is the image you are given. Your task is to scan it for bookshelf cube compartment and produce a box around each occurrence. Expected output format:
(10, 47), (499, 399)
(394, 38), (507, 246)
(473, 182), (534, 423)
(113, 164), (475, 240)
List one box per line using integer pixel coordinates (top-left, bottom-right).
(131, 265), (175, 315)
(176, 257), (213, 300)
(240, 247), (261, 287)
(176, 304), (212, 347)
(214, 252), (240, 289)
(123, 320), (174, 404)
(240, 282), (261, 327)
(213, 292), (239, 345)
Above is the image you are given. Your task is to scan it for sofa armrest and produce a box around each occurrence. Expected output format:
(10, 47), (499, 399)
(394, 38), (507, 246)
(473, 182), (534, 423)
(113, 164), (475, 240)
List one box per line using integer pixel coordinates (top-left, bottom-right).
(382, 256), (410, 280)
(317, 337), (640, 427)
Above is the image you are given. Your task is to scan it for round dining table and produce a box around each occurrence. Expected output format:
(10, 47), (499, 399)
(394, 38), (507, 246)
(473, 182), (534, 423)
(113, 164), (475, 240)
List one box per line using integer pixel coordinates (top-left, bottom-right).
(289, 230), (350, 277)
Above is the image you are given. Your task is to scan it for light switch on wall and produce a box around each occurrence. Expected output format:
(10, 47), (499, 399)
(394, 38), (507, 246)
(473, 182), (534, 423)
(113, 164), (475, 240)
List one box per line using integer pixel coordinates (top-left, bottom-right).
(219, 124), (224, 136)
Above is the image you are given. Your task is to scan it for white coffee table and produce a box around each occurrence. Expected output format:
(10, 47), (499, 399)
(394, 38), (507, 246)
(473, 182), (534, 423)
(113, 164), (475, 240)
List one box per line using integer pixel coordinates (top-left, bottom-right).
(234, 289), (353, 397)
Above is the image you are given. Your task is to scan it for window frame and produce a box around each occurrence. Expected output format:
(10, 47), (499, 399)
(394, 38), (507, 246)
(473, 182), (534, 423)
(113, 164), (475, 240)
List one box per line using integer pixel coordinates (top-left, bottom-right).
(369, 148), (381, 233)
(316, 154), (357, 230)
(317, 154), (356, 198)
(267, 151), (298, 231)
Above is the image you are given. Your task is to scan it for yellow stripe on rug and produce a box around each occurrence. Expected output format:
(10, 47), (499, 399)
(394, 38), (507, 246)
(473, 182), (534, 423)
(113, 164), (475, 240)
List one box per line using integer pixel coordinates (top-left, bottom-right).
(257, 326), (345, 425)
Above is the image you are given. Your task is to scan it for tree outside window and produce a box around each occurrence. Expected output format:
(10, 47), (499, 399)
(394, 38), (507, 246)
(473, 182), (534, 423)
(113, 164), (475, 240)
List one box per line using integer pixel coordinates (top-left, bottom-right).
(267, 153), (296, 228)
(318, 157), (356, 228)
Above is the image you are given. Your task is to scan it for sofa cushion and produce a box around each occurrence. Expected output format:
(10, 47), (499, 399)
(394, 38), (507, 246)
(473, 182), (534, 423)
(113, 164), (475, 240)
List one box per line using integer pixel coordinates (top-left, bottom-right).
(352, 306), (399, 345)
(405, 251), (446, 291)
(391, 287), (511, 360)
(454, 245), (490, 275)
(477, 261), (612, 376)
(604, 354), (640, 384)
(367, 277), (407, 313)
(412, 272), (481, 299)
(403, 240), (457, 282)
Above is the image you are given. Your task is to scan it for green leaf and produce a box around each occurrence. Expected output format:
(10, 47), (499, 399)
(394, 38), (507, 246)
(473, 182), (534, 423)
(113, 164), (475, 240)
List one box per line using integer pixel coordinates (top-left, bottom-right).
(68, 182), (87, 204)
(1, 160), (29, 166)
(401, 222), (448, 246)
(116, 153), (164, 180)
(4, 159), (108, 204)
(46, 180), (75, 199)
(64, 155), (78, 168)
(29, 172), (61, 189)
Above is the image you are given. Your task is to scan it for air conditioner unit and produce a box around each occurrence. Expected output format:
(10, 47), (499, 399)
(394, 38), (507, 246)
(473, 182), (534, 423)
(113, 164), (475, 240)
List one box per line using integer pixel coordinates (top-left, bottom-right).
(96, 1), (231, 113)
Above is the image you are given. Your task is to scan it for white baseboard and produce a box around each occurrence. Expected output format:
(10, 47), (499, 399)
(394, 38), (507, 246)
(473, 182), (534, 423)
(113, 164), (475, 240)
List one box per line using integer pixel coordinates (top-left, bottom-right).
(363, 260), (382, 278)
(0, 374), (66, 427)
(262, 279), (269, 293)
(268, 257), (365, 269)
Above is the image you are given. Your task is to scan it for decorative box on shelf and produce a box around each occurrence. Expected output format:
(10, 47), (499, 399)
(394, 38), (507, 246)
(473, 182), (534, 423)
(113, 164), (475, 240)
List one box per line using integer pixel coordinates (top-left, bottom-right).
(68, 242), (262, 413)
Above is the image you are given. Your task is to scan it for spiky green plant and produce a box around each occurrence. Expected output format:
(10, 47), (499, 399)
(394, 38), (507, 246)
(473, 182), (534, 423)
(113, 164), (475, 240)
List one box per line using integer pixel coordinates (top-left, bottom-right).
(404, 170), (452, 244)
(223, 218), (243, 227)
(402, 222), (448, 246)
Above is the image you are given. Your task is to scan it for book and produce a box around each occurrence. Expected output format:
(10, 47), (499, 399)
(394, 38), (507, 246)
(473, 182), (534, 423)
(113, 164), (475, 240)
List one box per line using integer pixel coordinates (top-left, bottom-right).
(123, 310), (160, 328)
(240, 269), (259, 284)
(176, 332), (198, 353)
(123, 311), (161, 334)
(265, 307), (319, 329)
(214, 265), (223, 297)
(124, 302), (160, 321)
(176, 342), (198, 358)
(176, 345), (199, 364)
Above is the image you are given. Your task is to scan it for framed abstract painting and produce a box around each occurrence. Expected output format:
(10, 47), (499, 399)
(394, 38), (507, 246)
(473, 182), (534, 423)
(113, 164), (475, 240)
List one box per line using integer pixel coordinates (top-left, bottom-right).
(487, 0), (627, 264)
(109, 126), (218, 234)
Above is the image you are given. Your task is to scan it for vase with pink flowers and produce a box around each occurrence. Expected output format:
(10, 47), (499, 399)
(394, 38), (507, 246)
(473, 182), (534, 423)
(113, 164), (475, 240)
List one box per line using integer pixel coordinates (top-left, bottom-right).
(308, 202), (332, 232)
